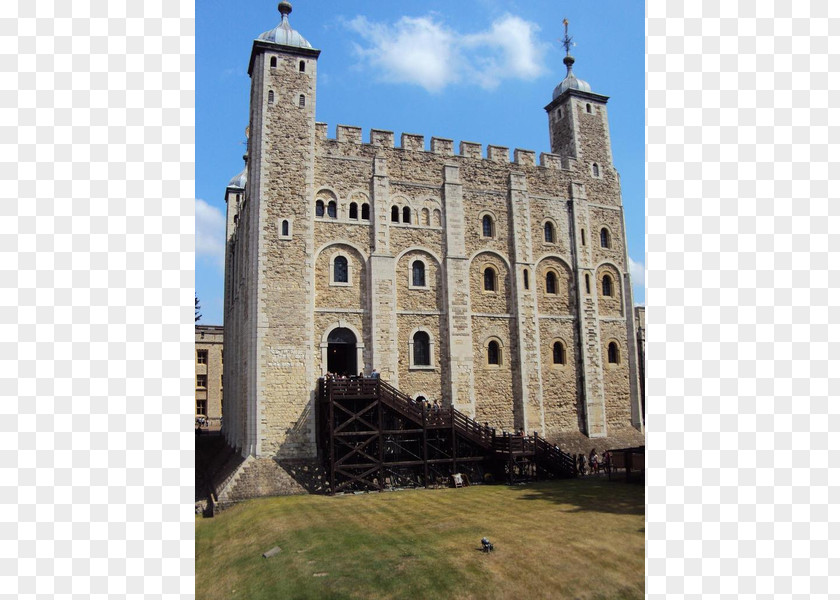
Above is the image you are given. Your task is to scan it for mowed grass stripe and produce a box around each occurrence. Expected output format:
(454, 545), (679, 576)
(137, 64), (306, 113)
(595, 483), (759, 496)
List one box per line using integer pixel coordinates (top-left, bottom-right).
(196, 478), (644, 600)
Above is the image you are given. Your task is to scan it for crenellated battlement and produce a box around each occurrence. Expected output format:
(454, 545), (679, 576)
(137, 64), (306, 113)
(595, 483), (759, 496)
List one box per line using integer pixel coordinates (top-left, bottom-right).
(315, 122), (574, 170)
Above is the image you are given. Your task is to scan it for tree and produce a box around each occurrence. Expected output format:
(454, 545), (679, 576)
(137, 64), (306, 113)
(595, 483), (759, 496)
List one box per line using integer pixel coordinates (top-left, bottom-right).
(195, 295), (202, 323)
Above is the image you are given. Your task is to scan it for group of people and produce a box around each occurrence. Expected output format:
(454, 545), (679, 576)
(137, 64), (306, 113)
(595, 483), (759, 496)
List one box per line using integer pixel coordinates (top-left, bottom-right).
(576, 448), (611, 475)
(324, 369), (380, 381)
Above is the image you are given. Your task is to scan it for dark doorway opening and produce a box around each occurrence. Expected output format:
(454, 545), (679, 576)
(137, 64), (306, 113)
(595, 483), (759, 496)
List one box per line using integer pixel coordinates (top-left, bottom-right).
(327, 327), (357, 376)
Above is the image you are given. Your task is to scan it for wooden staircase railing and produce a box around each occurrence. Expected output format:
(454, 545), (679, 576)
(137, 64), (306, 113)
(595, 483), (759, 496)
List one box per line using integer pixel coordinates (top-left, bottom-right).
(320, 377), (577, 480)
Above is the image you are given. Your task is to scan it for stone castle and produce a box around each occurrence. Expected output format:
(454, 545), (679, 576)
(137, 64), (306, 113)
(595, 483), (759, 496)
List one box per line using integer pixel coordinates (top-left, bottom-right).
(220, 3), (643, 492)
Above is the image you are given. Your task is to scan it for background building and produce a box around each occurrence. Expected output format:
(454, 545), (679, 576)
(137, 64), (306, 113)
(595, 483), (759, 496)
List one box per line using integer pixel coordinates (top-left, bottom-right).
(635, 305), (645, 424)
(195, 325), (223, 429)
(219, 3), (643, 497)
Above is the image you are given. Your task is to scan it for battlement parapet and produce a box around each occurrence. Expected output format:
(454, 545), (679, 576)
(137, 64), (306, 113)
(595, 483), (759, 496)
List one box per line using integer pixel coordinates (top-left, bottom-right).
(315, 123), (570, 170)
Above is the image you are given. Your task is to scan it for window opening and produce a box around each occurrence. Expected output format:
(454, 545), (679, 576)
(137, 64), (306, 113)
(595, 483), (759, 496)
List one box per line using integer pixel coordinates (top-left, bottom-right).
(391, 206), (399, 222)
(270, 56), (277, 68)
(361, 203), (370, 220)
(488, 341), (500, 365)
(413, 331), (430, 366)
(553, 342), (566, 365)
(546, 271), (557, 294)
(315, 200), (324, 217)
(281, 220), (289, 236)
(334, 256), (348, 283)
(412, 260), (426, 287)
(544, 222), (555, 243)
(402, 206), (411, 223)
(349, 202), (358, 219)
(523, 269), (529, 290)
(483, 267), (496, 292)
(482, 215), (493, 237)
(299, 60), (305, 72)
(600, 228), (610, 248)
(602, 274), (613, 297)
(268, 90), (274, 103)
(585, 273), (591, 293)
(608, 342), (619, 364)
(299, 94), (306, 108)
(592, 163), (600, 177)
(327, 201), (337, 219)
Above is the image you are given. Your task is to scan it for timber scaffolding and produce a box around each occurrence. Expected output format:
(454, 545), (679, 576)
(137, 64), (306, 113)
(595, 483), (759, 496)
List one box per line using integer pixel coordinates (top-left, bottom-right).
(316, 377), (577, 494)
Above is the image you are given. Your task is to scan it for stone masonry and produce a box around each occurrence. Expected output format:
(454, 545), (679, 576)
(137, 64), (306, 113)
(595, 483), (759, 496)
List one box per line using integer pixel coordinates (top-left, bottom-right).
(219, 4), (644, 499)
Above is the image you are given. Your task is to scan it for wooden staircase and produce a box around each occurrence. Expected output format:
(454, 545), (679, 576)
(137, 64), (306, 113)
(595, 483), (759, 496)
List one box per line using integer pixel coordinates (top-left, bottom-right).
(316, 377), (577, 494)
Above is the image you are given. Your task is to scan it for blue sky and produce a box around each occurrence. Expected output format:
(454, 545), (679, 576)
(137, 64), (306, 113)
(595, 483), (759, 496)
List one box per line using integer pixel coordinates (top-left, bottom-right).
(196, 0), (644, 325)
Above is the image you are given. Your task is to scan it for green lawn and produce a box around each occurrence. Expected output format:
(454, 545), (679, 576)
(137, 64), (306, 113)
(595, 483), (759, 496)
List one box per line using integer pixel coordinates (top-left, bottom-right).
(195, 478), (644, 600)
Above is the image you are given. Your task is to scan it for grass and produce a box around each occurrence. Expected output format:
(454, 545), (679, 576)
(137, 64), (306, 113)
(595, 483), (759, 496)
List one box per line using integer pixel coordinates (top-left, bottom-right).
(195, 478), (644, 600)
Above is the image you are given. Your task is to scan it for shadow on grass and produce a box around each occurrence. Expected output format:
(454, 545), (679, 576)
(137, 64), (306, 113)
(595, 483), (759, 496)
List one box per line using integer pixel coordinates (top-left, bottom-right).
(513, 477), (645, 516)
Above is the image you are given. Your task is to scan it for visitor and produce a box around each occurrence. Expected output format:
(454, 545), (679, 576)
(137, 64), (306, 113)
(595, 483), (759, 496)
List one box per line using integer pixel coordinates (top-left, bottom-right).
(371, 368), (380, 379)
(577, 453), (586, 476)
(589, 448), (597, 474)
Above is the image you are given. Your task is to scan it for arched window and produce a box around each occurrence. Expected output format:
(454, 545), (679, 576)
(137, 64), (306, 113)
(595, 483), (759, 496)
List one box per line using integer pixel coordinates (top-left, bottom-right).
(581, 229), (586, 245)
(585, 273), (591, 294)
(299, 94), (306, 108)
(600, 228), (610, 248)
(433, 209), (441, 227)
(608, 342), (619, 364)
(299, 60), (305, 72)
(413, 331), (430, 366)
(402, 206), (411, 223)
(602, 274), (613, 297)
(315, 200), (324, 217)
(327, 201), (337, 219)
(281, 220), (289, 236)
(361, 203), (370, 220)
(391, 206), (399, 222)
(553, 342), (566, 365)
(333, 256), (348, 283)
(482, 215), (493, 237)
(483, 267), (496, 292)
(586, 103), (592, 113)
(523, 269), (529, 290)
(544, 222), (555, 243)
(488, 341), (500, 365)
(349, 202), (358, 219)
(592, 163), (600, 177)
(546, 271), (557, 294)
(412, 260), (426, 287)
(268, 90), (274, 103)
(270, 56), (277, 68)
(421, 208), (430, 226)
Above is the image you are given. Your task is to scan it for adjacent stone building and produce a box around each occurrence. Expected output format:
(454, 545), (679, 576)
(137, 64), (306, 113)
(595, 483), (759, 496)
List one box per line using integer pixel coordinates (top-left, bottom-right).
(635, 306), (646, 424)
(195, 325), (223, 429)
(221, 3), (643, 489)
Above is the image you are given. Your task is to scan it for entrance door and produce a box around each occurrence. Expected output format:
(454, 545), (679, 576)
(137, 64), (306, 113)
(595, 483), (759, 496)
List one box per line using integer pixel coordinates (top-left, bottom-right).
(327, 327), (357, 376)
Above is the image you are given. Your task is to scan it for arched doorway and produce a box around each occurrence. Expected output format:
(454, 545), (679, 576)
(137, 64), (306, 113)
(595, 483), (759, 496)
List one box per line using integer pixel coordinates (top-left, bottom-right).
(327, 327), (357, 376)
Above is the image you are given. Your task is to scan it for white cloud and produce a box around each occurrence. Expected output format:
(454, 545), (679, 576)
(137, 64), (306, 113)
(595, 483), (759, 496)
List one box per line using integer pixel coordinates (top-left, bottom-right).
(195, 198), (226, 270)
(345, 13), (546, 92)
(628, 256), (645, 286)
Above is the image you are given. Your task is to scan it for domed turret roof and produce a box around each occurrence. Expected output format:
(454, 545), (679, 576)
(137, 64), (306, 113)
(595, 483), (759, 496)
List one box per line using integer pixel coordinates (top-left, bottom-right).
(257, 2), (312, 49)
(552, 67), (592, 99)
(227, 166), (247, 189)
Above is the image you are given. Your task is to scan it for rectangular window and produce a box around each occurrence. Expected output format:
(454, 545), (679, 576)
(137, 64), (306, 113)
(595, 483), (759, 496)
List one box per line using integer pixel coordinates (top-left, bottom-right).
(196, 374), (207, 388)
(197, 350), (208, 364)
(196, 399), (207, 416)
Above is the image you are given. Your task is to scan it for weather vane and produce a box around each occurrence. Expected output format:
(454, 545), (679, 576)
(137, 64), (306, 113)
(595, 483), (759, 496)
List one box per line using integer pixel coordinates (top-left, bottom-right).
(560, 18), (575, 56)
